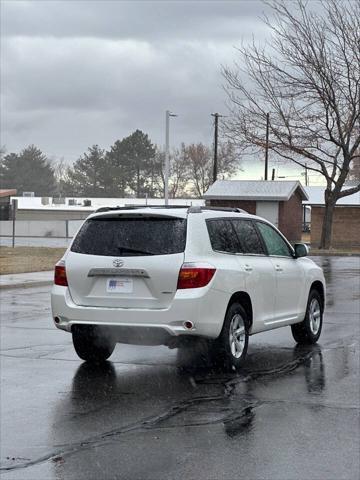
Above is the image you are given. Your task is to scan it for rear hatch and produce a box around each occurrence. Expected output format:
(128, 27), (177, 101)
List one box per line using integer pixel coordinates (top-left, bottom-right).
(66, 213), (186, 309)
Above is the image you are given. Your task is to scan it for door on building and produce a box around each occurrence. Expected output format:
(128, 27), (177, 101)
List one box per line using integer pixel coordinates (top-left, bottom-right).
(256, 201), (279, 227)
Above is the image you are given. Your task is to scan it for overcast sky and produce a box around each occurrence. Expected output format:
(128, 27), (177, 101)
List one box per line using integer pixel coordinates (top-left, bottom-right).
(1, 0), (316, 181)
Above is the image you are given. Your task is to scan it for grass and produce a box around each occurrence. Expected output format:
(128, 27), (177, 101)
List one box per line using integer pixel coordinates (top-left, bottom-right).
(0, 247), (66, 275)
(309, 248), (360, 256)
(301, 233), (360, 255)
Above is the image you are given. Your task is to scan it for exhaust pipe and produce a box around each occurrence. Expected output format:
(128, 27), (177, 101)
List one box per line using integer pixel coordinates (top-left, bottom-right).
(183, 321), (194, 330)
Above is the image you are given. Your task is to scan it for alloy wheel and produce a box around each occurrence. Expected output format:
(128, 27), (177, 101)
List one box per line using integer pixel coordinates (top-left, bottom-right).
(229, 313), (246, 359)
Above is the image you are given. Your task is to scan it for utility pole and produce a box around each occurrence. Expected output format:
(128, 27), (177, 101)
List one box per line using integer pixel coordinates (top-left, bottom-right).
(164, 110), (177, 205)
(305, 163), (308, 186)
(211, 113), (223, 183)
(271, 168), (275, 181)
(265, 112), (270, 180)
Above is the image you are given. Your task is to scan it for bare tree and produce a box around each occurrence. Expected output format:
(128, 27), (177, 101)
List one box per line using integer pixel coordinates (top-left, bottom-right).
(53, 157), (72, 197)
(186, 143), (212, 197)
(155, 144), (191, 198)
(186, 141), (241, 197)
(156, 141), (241, 198)
(349, 149), (360, 182)
(223, 0), (360, 248)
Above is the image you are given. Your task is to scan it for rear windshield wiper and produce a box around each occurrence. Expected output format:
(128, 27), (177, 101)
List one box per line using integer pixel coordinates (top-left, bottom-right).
(116, 246), (156, 256)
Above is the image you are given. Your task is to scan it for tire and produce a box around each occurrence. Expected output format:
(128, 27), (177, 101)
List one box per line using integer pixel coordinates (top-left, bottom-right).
(213, 302), (249, 371)
(291, 290), (323, 345)
(72, 325), (116, 363)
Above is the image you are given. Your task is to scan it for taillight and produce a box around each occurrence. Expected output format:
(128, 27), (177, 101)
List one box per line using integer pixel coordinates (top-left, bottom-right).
(177, 263), (216, 289)
(54, 260), (68, 286)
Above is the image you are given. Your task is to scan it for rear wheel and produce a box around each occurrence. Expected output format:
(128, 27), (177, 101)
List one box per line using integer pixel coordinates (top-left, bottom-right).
(213, 302), (249, 371)
(72, 325), (116, 363)
(291, 290), (323, 344)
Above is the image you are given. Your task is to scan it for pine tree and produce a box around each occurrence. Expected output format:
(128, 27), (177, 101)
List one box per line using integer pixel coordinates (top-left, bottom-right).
(106, 130), (156, 197)
(66, 145), (107, 197)
(0, 145), (56, 196)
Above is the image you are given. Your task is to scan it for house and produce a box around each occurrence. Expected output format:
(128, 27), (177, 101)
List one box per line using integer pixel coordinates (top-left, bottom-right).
(304, 186), (360, 248)
(203, 180), (308, 242)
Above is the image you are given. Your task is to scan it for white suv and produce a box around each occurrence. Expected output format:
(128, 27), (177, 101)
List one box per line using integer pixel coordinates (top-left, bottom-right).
(51, 206), (325, 370)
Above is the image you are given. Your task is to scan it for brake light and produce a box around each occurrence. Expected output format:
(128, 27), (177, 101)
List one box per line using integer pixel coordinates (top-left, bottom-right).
(54, 261), (68, 286)
(177, 263), (216, 289)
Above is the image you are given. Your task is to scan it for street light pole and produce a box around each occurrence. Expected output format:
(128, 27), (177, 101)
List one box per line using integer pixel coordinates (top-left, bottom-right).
(164, 110), (177, 205)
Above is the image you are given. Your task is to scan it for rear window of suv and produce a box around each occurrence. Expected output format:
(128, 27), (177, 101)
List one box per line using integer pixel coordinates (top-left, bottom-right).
(71, 216), (187, 256)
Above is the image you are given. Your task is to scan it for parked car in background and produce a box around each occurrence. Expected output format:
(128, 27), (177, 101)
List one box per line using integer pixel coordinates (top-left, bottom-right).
(51, 206), (325, 370)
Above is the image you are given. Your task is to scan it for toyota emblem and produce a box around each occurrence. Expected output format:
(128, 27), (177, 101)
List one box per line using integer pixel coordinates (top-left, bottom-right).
(113, 259), (124, 268)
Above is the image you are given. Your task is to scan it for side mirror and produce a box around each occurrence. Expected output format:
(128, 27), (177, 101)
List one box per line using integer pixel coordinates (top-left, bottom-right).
(294, 243), (309, 258)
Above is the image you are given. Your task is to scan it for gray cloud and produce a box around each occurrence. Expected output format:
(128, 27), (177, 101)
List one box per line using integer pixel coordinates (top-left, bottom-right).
(1, 0), (271, 162)
(2, 1), (267, 40)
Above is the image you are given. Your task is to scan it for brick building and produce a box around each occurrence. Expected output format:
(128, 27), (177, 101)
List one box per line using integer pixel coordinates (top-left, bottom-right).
(304, 186), (360, 248)
(0, 189), (17, 220)
(203, 180), (308, 242)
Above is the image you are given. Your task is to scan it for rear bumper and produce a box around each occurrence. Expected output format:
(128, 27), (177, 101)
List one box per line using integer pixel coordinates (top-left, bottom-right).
(51, 285), (229, 344)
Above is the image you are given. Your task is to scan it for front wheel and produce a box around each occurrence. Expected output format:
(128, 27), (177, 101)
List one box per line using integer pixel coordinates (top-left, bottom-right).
(213, 303), (249, 371)
(72, 325), (116, 363)
(291, 290), (323, 345)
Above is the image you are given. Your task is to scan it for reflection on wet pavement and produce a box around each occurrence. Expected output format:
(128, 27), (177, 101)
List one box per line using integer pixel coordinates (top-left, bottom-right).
(0, 256), (359, 480)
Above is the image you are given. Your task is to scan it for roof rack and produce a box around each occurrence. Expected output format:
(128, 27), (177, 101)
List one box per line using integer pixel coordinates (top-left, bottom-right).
(94, 205), (191, 213)
(187, 206), (247, 214)
(94, 205), (248, 214)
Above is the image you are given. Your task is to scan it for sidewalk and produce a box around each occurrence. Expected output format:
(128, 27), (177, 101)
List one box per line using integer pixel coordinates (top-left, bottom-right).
(0, 271), (53, 290)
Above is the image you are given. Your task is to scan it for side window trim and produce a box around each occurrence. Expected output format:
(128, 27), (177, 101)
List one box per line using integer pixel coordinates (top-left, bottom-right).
(252, 220), (270, 256)
(249, 219), (268, 255)
(254, 220), (295, 258)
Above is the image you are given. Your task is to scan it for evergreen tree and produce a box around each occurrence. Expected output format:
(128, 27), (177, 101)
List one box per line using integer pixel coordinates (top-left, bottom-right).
(105, 140), (133, 197)
(106, 130), (156, 197)
(123, 130), (156, 197)
(0, 145), (56, 196)
(66, 145), (107, 197)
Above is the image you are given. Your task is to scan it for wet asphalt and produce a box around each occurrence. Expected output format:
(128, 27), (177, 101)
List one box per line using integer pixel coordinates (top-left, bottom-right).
(0, 256), (359, 480)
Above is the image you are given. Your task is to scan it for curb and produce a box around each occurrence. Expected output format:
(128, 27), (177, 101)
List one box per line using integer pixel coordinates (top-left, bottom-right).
(0, 280), (53, 291)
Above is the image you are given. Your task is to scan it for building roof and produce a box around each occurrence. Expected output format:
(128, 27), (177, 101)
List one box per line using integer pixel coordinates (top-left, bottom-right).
(0, 189), (17, 198)
(10, 196), (205, 211)
(304, 186), (360, 206)
(203, 180), (308, 201)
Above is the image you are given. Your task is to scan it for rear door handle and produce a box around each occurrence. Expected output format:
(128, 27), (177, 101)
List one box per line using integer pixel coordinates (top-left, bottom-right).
(244, 265), (253, 272)
(275, 265), (283, 272)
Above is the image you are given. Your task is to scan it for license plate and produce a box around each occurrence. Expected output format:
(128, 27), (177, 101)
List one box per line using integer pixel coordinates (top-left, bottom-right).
(106, 277), (133, 293)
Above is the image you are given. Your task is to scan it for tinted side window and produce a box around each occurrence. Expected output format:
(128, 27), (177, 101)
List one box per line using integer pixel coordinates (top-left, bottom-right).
(71, 216), (187, 256)
(256, 222), (293, 257)
(206, 219), (240, 253)
(232, 219), (264, 255)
